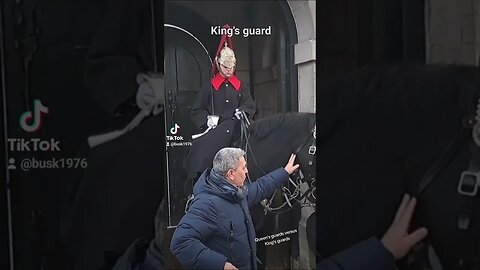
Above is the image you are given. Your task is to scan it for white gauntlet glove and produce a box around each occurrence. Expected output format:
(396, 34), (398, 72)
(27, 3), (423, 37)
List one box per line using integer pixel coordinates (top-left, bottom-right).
(207, 115), (220, 129)
(234, 109), (243, 120)
(136, 73), (164, 115)
(192, 115), (219, 140)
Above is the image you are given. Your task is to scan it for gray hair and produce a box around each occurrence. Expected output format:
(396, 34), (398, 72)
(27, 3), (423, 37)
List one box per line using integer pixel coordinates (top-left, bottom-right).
(212, 147), (246, 176)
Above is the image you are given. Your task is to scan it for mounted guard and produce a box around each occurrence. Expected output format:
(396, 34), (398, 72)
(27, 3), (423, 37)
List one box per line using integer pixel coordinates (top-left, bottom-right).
(185, 24), (256, 182)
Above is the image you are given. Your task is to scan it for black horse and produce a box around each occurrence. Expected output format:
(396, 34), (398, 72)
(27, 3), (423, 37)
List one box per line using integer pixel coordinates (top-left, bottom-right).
(316, 64), (480, 269)
(243, 112), (317, 269)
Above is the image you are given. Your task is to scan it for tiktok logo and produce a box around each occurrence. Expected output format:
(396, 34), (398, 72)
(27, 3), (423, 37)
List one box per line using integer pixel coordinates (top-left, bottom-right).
(19, 99), (49, 132)
(170, 124), (180, 134)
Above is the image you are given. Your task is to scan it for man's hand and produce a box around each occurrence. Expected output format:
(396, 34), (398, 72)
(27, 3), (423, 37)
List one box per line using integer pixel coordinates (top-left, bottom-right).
(224, 262), (238, 270)
(284, 154), (300, 175)
(381, 194), (428, 260)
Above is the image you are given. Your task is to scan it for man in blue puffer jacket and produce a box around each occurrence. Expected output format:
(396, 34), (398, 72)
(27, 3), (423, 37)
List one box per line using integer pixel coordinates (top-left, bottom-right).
(170, 147), (299, 270)
(115, 147), (427, 270)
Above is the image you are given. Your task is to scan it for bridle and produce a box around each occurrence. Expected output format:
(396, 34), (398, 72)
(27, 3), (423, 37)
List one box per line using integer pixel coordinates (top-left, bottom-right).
(258, 124), (316, 214)
(412, 79), (480, 269)
(238, 113), (317, 214)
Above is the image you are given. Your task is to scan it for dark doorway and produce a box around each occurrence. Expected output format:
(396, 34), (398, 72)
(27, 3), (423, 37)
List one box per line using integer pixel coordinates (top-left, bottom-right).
(164, 25), (211, 228)
(163, 24), (212, 270)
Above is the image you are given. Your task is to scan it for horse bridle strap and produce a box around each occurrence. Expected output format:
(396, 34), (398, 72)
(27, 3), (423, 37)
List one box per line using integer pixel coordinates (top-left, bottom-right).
(456, 81), (480, 231)
(456, 139), (480, 230)
(416, 126), (470, 197)
(414, 121), (479, 230)
(294, 125), (317, 156)
(246, 123), (316, 213)
(293, 127), (316, 181)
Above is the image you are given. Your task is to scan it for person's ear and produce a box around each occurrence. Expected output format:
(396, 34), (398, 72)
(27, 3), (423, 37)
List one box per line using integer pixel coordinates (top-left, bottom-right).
(226, 169), (234, 181)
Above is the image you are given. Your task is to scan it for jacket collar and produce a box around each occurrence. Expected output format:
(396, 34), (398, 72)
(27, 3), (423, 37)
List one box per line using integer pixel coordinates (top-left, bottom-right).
(211, 73), (241, 91)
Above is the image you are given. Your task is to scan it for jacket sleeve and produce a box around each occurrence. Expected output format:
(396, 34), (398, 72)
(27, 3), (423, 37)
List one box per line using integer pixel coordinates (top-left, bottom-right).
(170, 198), (227, 270)
(191, 86), (212, 130)
(238, 83), (256, 118)
(316, 237), (396, 270)
(246, 168), (289, 208)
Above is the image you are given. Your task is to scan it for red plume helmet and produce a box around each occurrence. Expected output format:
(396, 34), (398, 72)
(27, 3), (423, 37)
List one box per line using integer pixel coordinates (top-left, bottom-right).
(212, 24), (235, 76)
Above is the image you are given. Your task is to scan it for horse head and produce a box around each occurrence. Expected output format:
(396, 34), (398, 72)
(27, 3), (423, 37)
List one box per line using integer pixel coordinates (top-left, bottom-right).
(246, 112), (316, 214)
(411, 65), (480, 269)
(316, 64), (480, 269)
(243, 112), (316, 268)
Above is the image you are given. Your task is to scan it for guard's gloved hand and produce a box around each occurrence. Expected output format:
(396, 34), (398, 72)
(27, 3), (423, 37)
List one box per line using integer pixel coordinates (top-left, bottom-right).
(207, 115), (220, 129)
(135, 73), (164, 115)
(234, 108), (243, 120)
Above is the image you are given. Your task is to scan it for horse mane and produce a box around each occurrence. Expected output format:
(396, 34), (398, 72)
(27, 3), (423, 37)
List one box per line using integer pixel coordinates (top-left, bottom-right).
(248, 112), (315, 140)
